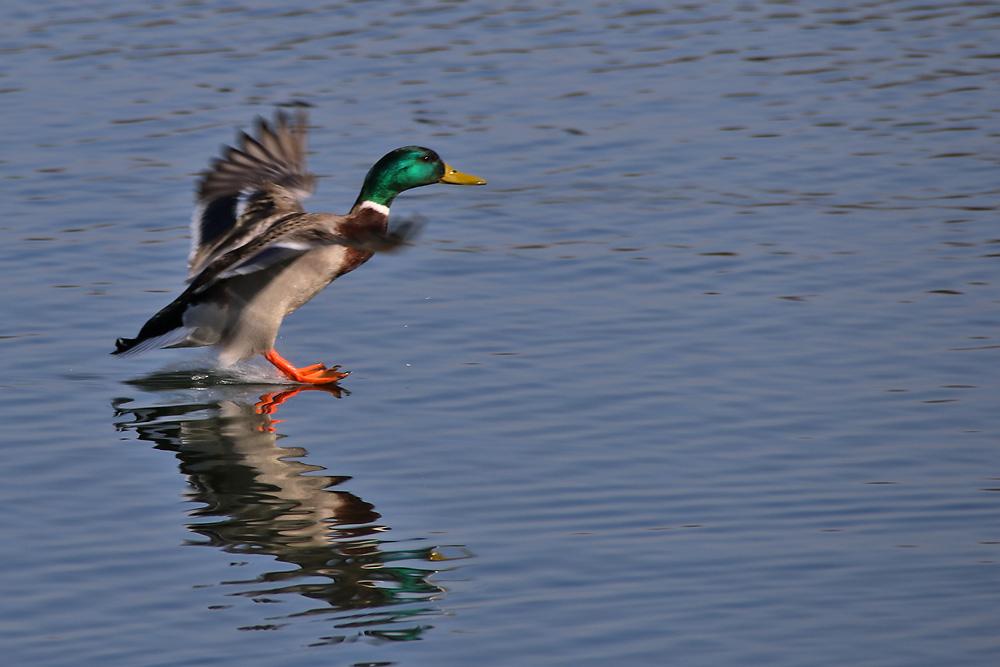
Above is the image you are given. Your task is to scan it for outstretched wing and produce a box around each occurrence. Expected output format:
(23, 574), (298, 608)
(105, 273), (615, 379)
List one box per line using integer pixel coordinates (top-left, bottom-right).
(189, 108), (316, 277)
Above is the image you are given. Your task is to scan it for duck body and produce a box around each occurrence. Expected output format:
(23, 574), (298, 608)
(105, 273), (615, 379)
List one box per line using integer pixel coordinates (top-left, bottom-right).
(113, 110), (484, 383)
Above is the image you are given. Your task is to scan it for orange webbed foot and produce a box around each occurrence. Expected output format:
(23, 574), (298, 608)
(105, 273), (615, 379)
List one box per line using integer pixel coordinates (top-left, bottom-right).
(295, 364), (350, 384)
(262, 348), (351, 385)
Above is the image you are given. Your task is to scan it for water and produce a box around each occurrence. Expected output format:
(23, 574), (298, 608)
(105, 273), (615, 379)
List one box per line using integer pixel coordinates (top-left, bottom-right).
(2, 1), (999, 665)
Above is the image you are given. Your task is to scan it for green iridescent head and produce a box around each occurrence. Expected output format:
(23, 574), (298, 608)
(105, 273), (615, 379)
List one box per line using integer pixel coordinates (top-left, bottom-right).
(354, 146), (485, 209)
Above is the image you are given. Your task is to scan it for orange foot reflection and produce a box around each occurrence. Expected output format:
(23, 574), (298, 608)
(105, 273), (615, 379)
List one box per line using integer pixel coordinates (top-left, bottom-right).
(255, 384), (350, 418)
(262, 348), (350, 384)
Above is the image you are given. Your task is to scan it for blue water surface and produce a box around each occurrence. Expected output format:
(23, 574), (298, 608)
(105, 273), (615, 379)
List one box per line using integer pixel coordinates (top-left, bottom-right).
(1, 1), (999, 665)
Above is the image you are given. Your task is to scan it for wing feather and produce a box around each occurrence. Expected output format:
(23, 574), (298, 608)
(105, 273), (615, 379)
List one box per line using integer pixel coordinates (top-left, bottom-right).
(189, 107), (316, 276)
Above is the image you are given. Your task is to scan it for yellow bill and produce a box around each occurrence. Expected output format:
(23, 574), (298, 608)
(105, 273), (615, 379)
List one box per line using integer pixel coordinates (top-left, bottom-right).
(439, 163), (486, 185)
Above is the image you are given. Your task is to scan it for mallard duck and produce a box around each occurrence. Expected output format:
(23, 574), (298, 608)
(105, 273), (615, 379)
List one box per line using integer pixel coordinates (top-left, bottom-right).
(113, 109), (485, 383)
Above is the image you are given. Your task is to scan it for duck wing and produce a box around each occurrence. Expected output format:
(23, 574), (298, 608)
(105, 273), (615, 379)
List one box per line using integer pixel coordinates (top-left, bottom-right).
(189, 108), (316, 277)
(111, 212), (415, 358)
(113, 213), (340, 358)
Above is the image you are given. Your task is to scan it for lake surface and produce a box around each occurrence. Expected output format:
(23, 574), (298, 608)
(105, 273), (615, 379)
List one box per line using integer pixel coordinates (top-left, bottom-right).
(2, 1), (999, 665)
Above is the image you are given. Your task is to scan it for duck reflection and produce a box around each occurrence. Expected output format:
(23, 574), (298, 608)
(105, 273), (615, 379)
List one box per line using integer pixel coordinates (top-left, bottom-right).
(112, 375), (468, 644)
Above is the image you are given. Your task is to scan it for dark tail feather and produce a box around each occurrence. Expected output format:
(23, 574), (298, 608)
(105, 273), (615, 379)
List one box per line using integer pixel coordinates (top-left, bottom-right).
(112, 337), (138, 355)
(111, 294), (191, 357)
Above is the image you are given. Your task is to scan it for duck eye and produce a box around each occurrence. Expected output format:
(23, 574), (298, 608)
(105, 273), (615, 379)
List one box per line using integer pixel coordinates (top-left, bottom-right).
(421, 155), (432, 162)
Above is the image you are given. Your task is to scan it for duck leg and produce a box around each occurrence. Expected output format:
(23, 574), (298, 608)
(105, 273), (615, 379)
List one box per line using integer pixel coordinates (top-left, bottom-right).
(262, 348), (349, 384)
